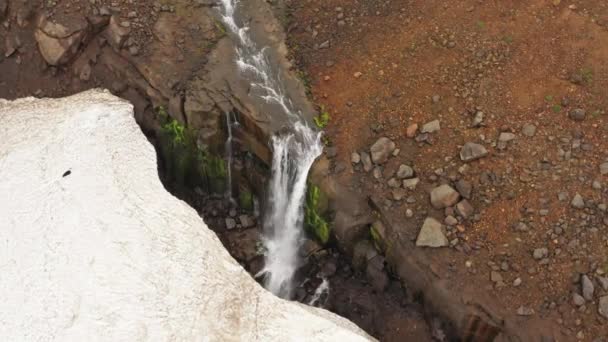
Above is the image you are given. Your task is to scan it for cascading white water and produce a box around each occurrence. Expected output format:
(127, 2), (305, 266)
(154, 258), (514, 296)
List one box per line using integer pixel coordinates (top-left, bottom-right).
(308, 278), (330, 307)
(217, 0), (323, 299)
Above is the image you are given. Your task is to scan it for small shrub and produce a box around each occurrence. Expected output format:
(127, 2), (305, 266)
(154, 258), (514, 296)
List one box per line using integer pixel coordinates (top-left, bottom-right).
(313, 110), (330, 129)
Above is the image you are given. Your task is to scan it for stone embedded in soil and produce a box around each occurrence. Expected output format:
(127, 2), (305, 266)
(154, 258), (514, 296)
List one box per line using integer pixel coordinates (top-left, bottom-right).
(406, 123), (418, 138)
(421, 120), (440, 133)
(471, 111), (484, 127)
(361, 152), (373, 172)
(498, 132), (516, 142)
(571, 193), (585, 209)
(600, 162), (608, 175)
(387, 178), (400, 188)
(445, 215), (458, 226)
(533, 247), (548, 260)
(239, 215), (255, 228)
(581, 275), (595, 301)
(455, 199), (474, 218)
(455, 179), (472, 199)
(403, 177), (420, 190)
(572, 293), (585, 306)
(599, 296), (608, 319)
(373, 167), (382, 179)
(416, 217), (448, 248)
(396, 164), (414, 179)
(598, 276), (608, 291)
(460, 142), (488, 162)
(522, 124), (537, 137)
(569, 108), (586, 121)
(516, 306), (535, 316)
(351, 152), (361, 164)
(225, 218), (236, 230)
(370, 137), (396, 164)
(490, 271), (503, 283)
(430, 184), (460, 209)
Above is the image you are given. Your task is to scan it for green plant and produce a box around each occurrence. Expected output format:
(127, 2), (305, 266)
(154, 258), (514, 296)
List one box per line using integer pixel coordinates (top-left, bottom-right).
(239, 189), (254, 211)
(313, 109), (330, 129)
(304, 184), (330, 244)
(552, 104), (562, 113)
(544, 95), (554, 102)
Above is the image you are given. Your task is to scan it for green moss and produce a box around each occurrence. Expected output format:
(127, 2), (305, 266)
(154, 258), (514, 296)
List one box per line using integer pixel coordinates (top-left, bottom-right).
(239, 189), (254, 211)
(157, 111), (227, 193)
(552, 104), (562, 113)
(370, 224), (383, 252)
(305, 183), (330, 244)
(313, 109), (330, 129)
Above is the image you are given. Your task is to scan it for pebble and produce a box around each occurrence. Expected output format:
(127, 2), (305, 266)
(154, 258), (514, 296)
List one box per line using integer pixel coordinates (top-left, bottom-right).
(569, 108), (586, 121)
(455, 199), (474, 218)
(581, 275), (595, 301)
(406, 123), (418, 138)
(599, 296), (608, 319)
(516, 306), (535, 316)
(405, 209), (414, 218)
(351, 152), (361, 164)
(373, 167), (382, 179)
(225, 218), (236, 230)
(471, 111), (484, 127)
(572, 293), (586, 306)
(522, 124), (537, 137)
(455, 179), (472, 199)
(430, 184), (460, 209)
(361, 152), (373, 172)
(460, 142), (488, 162)
(421, 119), (441, 133)
(513, 277), (522, 287)
(445, 215), (458, 226)
(416, 217), (448, 247)
(600, 162), (608, 175)
(370, 137), (396, 164)
(571, 193), (585, 209)
(403, 177), (420, 190)
(533, 247), (548, 260)
(396, 164), (414, 179)
(387, 178), (400, 188)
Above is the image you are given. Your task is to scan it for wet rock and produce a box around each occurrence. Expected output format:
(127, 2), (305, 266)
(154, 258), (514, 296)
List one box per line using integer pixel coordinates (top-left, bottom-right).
(396, 164), (414, 179)
(351, 152), (360, 164)
(600, 162), (608, 175)
(569, 108), (586, 121)
(239, 215), (255, 228)
(571, 193), (585, 209)
(522, 124), (537, 137)
(416, 217), (448, 248)
(421, 119), (440, 133)
(581, 275), (595, 301)
(103, 15), (131, 50)
(35, 15), (91, 66)
(533, 247), (548, 260)
(361, 152), (373, 172)
(455, 199), (474, 218)
(572, 293), (585, 306)
(320, 259), (338, 277)
(366, 256), (388, 292)
(455, 179), (472, 199)
(460, 142), (488, 162)
(599, 296), (608, 319)
(370, 137), (396, 164)
(403, 177), (420, 190)
(225, 217), (236, 230)
(430, 184), (460, 209)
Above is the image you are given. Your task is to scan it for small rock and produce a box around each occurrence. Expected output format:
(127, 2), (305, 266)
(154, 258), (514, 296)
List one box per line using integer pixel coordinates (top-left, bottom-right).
(354, 71), (363, 78)
(416, 217), (448, 248)
(533, 247), (548, 260)
(598, 276), (608, 291)
(421, 119), (441, 133)
(599, 296), (608, 319)
(581, 275), (595, 301)
(571, 193), (585, 209)
(430, 184), (460, 209)
(432, 94), (441, 103)
(239, 215), (255, 228)
(396, 164), (414, 179)
(225, 218), (236, 230)
(569, 108), (586, 121)
(370, 137), (396, 164)
(522, 124), (537, 137)
(516, 306), (535, 316)
(490, 271), (503, 283)
(351, 152), (361, 164)
(387, 178), (400, 188)
(455, 199), (474, 218)
(455, 179), (472, 199)
(600, 162), (608, 175)
(79, 63), (91, 81)
(471, 111), (484, 127)
(406, 123), (418, 138)
(498, 132), (516, 142)
(403, 178), (420, 190)
(460, 142), (488, 162)
(361, 152), (373, 172)
(405, 209), (414, 218)
(513, 277), (522, 287)
(445, 215), (458, 226)
(392, 189), (407, 201)
(572, 293), (585, 306)
(373, 167), (382, 179)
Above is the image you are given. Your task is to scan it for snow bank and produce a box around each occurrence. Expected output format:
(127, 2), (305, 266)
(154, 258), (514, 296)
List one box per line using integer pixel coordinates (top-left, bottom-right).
(0, 90), (373, 341)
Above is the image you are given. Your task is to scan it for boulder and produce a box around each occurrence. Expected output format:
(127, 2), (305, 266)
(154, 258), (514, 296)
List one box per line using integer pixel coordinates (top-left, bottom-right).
(430, 184), (460, 209)
(34, 15), (90, 66)
(0, 90), (373, 342)
(370, 137), (395, 164)
(460, 142), (488, 162)
(416, 217), (448, 247)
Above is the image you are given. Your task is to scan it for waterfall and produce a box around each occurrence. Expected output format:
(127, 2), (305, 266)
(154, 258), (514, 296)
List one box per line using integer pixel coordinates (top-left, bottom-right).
(224, 111), (238, 204)
(217, 0), (323, 299)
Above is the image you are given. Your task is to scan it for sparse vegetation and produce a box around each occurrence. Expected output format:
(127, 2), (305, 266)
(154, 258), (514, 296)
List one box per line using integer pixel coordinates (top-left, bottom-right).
(304, 183), (330, 244)
(313, 109), (330, 128)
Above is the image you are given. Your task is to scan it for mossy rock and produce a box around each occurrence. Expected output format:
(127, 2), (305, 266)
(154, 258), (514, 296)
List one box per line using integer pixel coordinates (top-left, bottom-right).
(305, 183), (331, 244)
(239, 188), (254, 212)
(370, 221), (388, 253)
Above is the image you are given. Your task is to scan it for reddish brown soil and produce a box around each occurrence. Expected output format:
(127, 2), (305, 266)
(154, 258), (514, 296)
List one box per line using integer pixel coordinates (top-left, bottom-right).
(287, 0), (608, 340)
